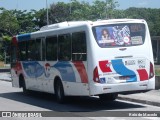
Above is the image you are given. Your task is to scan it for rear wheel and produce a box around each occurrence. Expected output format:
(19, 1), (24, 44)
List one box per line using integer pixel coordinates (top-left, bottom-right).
(20, 77), (28, 94)
(99, 93), (118, 101)
(55, 80), (65, 103)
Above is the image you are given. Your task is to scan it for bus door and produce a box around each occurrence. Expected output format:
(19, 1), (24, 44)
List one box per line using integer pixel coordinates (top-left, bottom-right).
(42, 36), (58, 92)
(35, 38), (47, 91)
(21, 39), (38, 89)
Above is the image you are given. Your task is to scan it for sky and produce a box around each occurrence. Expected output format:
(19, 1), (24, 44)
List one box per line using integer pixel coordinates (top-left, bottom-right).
(0, 0), (160, 11)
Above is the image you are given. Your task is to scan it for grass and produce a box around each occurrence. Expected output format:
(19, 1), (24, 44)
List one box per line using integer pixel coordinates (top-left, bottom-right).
(155, 68), (160, 76)
(0, 61), (10, 69)
(0, 61), (4, 68)
(0, 66), (10, 69)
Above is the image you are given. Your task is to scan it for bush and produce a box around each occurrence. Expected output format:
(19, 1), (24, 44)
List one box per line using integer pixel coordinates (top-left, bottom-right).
(0, 54), (4, 61)
(155, 68), (160, 76)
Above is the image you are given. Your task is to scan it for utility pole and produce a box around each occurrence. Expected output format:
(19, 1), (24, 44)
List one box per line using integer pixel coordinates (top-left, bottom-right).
(46, 0), (49, 25)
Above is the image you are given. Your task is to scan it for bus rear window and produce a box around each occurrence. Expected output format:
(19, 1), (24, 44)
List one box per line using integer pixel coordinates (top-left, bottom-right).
(92, 23), (146, 48)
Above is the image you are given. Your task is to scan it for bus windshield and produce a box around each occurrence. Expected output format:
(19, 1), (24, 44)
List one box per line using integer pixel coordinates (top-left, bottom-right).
(92, 23), (146, 48)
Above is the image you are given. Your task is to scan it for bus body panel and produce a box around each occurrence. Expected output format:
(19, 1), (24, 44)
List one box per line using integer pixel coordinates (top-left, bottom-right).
(88, 20), (155, 95)
(11, 25), (90, 96)
(11, 61), (90, 96)
(11, 68), (20, 88)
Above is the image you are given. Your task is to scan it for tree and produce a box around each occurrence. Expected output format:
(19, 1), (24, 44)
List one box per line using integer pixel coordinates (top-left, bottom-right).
(49, 2), (70, 23)
(32, 9), (47, 28)
(91, 0), (119, 20)
(0, 29), (12, 62)
(69, 0), (92, 20)
(124, 7), (160, 36)
(0, 8), (19, 35)
(12, 9), (38, 33)
(48, 0), (119, 23)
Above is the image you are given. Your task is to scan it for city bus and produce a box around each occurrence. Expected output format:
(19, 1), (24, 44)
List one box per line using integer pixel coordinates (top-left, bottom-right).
(11, 19), (155, 103)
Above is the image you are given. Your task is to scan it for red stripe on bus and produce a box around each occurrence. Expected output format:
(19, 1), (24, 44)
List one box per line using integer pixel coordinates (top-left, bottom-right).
(137, 69), (148, 81)
(14, 62), (22, 71)
(99, 60), (112, 72)
(12, 36), (18, 44)
(72, 61), (88, 83)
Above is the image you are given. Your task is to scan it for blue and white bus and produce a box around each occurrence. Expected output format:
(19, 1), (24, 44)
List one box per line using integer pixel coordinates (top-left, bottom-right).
(11, 19), (155, 103)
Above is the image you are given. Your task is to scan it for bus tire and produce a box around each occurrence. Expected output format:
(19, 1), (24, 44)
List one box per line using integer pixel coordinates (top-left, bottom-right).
(20, 76), (28, 94)
(55, 80), (65, 103)
(99, 93), (118, 101)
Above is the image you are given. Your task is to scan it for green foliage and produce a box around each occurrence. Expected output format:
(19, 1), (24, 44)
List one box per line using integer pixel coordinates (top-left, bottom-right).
(1, 1), (160, 63)
(0, 8), (19, 35)
(124, 8), (160, 36)
(70, 0), (91, 20)
(2, 35), (12, 42)
(12, 9), (38, 33)
(33, 8), (46, 28)
(155, 68), (160, 76)
(0, 1), (160, 36)
(49, 2), (71, 23)
(0, 53), (4, 61)
(47, 0), (119, 23)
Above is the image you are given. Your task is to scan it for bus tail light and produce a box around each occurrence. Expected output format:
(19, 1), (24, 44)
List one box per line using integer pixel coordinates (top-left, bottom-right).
(93, 67), (100, 83)
(149, 62), (154, 79)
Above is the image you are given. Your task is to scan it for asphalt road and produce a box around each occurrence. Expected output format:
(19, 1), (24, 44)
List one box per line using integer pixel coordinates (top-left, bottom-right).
(0, 80), (160, 120)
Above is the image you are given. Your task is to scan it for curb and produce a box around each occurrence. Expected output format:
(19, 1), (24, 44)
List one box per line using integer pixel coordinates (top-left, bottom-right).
(0, 69), (10, 73)
(118, 96), (160, 107)
(0, 79), (11, 82)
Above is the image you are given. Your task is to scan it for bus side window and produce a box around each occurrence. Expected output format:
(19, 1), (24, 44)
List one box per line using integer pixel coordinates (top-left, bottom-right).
(72, 32), (87, 61)
(35, 38), (42, 61)
(58, 34), (71, 61)
(46, 36), (57, 61)
(27, 40), (36, 61)
(18, 41), (27, 61)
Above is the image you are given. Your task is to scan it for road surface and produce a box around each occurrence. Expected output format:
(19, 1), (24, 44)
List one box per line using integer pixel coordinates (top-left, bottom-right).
(0, 80), (160, 120)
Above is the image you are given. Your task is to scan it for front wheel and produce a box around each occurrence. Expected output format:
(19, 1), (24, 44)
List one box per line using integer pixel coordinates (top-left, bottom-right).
(55, 80), (65, 103)
(99, 93), (118, 101)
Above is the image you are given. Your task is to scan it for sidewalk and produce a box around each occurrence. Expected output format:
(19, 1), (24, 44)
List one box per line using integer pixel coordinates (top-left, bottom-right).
(0, 72), (160, 107)
(0, 72), (11, 81)
(118, 90), (160, 107)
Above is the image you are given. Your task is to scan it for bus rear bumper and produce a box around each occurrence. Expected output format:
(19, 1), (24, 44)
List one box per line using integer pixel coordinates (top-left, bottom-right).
(90, 78), (155, 96)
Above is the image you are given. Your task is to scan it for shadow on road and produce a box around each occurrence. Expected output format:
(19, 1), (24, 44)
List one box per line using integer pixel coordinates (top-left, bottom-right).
(0, 90), (145, 112)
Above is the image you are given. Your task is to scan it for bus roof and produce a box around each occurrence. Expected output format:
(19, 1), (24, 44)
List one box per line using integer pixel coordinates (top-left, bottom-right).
(39, 19), (145, 31)
(15, 19), (146, 42)
(40, 21), (92, 31)
(93, 19), (145, 25)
